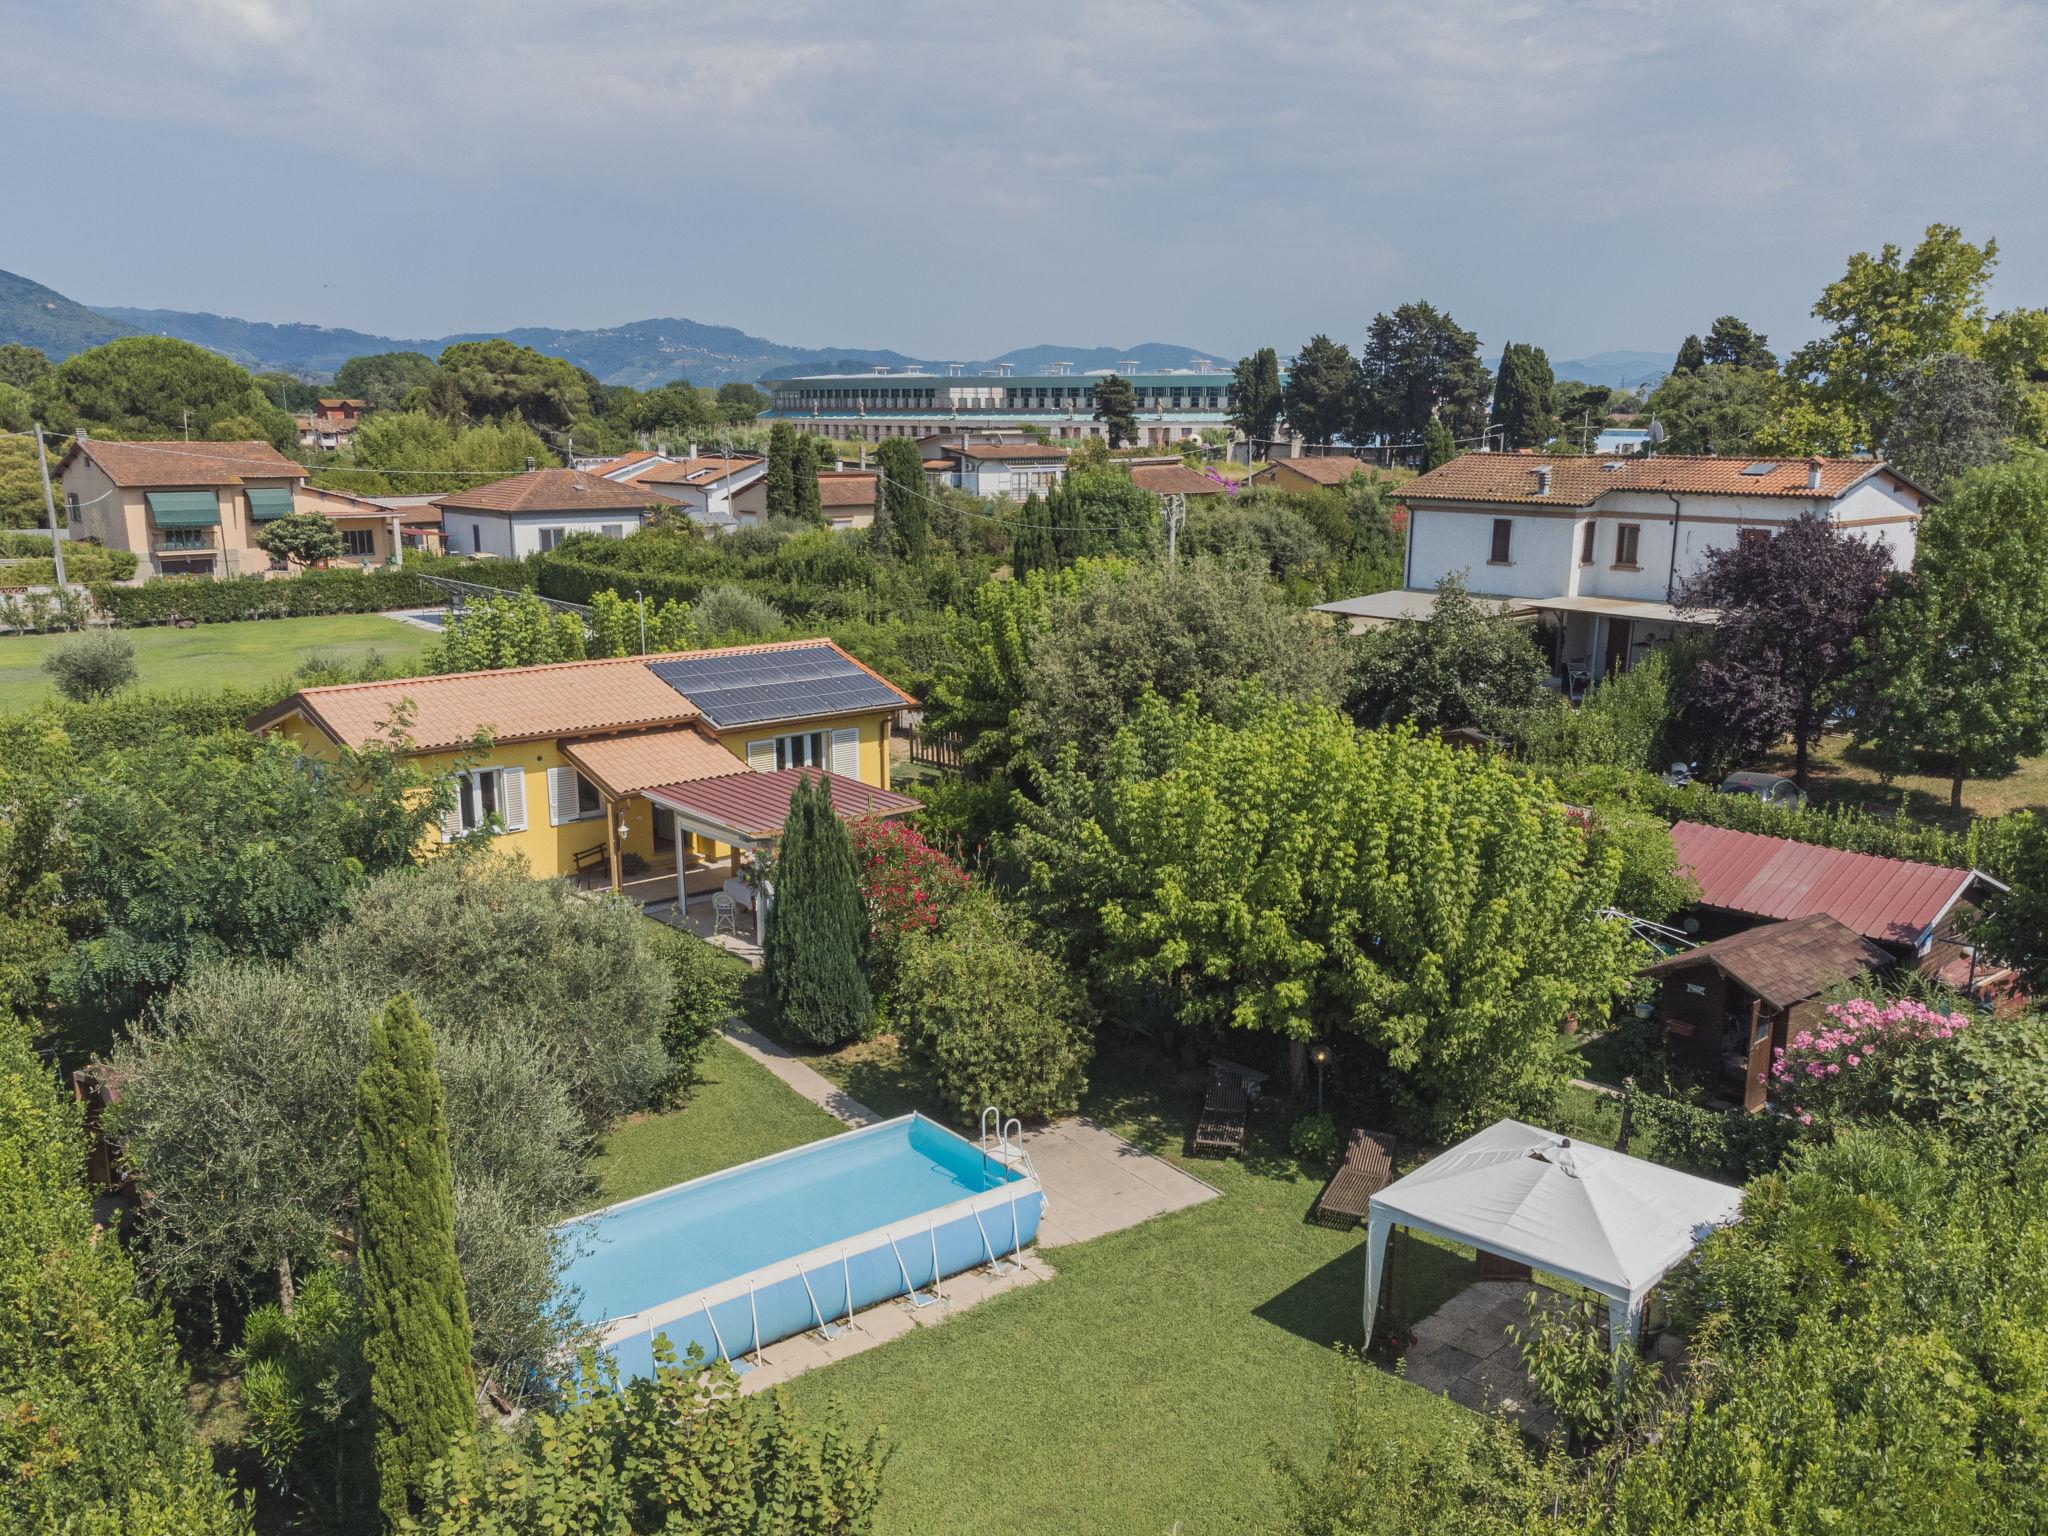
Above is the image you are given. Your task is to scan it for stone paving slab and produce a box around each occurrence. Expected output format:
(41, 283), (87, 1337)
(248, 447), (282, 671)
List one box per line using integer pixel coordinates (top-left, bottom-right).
(721, 1024), (886, 1127)
(1402, 1280), (1561, 1439)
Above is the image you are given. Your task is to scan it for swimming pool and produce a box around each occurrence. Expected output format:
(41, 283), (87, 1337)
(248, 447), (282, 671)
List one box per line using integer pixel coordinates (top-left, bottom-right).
(564, 1113), (1044, 1377)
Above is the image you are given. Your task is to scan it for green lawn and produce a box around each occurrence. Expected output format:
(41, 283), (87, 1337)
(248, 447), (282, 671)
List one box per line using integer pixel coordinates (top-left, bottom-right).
(1759, 728), (2048, 829)
(0, 613), (436, 712)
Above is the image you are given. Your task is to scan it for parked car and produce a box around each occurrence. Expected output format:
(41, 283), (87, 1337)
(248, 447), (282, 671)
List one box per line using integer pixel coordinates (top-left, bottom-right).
(1718, 771), (1807, 809)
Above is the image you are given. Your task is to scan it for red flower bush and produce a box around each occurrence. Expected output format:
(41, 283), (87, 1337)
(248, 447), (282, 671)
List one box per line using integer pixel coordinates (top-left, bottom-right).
(849, 819), (969, 946)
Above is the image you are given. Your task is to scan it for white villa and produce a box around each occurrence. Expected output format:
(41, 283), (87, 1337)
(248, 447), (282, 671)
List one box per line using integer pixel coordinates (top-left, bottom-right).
(1316, 454), (1931, 687)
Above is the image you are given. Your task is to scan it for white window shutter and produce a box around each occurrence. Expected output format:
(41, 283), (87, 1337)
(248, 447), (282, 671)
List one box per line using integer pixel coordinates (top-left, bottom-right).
(548, 766), (579, 826)
(439, 777), (465, 842)
(500, 766), (527, 832)
(831, 727), (860, 778)
(747, 739), (776, 773)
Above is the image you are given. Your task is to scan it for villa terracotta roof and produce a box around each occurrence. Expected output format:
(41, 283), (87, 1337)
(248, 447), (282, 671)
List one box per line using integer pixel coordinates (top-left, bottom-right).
(560, 726), (742, 797)
(1130, 464), (1231, 496)
(431, 468), (658, 514)
(1399, 453), (1907, 508)
(818, 472), (877, 507)
(1670, 820), (2001, 948)
(644, 768), (920, 840)
(1257, 455), (1374, 486)
(1640, 913), (1892, 1010)
(585, 449), (665, 477)
(61, 439), (308, 488)
(635, 456), (764, 486)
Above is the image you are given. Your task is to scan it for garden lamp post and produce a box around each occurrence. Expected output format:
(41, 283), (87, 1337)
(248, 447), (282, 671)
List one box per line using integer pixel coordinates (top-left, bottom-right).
(1311, 1043), (1330, 1114)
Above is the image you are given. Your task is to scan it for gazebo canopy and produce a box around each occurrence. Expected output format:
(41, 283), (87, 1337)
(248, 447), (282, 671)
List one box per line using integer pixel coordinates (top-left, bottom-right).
(1362, 1120), (1742, 1349)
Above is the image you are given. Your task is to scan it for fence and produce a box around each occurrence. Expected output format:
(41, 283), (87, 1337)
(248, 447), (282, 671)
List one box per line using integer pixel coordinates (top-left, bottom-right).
(908, 727), (964, 771)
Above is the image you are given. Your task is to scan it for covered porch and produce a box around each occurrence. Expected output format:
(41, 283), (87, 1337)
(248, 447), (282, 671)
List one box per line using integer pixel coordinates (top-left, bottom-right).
(1523, 595), (1714, 698)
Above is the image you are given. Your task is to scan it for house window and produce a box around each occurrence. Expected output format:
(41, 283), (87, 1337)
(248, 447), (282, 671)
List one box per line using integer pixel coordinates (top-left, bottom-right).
(340, 528), (376, 558)
(1614, 524), (1642, 568)
(455, 768), (503, 833)
(600, 523), (624, 539)
(775, 730), (828, 770)
(1738, 527), (1770, 553)
(538, 527), (567, 552)
(1579, 522), (1596, 565)
(1489, 519), (1513, 565)
(471, 524), (483, 554)
(64, 492), (80, 524)
(160, 528), (209, 551)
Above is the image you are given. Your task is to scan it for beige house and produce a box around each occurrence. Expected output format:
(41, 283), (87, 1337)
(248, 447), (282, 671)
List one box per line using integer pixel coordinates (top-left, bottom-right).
(58, 438), (313, 579)
(817, 470), (878, 530)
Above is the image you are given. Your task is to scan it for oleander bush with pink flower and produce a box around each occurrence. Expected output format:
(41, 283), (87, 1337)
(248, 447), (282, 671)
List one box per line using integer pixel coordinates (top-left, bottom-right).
(1769, 997), (1970, 1126)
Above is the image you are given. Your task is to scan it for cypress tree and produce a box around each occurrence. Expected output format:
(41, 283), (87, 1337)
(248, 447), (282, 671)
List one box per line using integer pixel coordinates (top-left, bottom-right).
(792, 434), (825, 524)
(878, 436), (928, 562)
(1012, 491), (1055, 578)
(764, 774), (871, 1045)
(356, 993), (475, 1531)
(1422, 417), (1457, 471)
(765, 422), (797, 520)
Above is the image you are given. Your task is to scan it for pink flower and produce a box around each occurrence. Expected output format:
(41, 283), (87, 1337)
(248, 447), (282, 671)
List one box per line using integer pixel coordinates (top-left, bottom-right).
(1799, 1114), (1813, 1126)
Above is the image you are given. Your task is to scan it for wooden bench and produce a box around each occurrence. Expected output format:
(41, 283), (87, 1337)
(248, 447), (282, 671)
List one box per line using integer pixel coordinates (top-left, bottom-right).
(572, 843), (609, 876)
(1310, 1128), (1395, 1228)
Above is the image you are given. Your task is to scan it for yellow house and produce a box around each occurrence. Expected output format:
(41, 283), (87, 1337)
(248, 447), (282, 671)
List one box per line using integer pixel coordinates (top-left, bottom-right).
(250, 639), (921, 908)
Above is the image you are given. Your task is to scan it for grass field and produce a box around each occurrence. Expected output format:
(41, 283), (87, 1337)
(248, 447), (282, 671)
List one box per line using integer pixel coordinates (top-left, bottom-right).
(1759, 729), (2048, 828)
(0, 613), (436, 712)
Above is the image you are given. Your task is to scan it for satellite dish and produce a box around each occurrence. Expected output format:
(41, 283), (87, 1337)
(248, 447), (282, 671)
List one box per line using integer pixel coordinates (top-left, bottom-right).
(1647, 417), (1667, 446)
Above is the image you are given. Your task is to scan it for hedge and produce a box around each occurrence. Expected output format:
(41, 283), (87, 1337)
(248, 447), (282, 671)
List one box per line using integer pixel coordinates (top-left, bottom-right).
(0, 684), (286, 758)
(1618, 1080), (1799, 1183)
(0, 547), (139, 585)
(88, 569), (442, 627)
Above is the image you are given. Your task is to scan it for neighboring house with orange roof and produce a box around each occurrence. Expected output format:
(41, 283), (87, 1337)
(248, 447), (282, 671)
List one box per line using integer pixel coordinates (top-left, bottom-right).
(633, 455), (769, 528)
(815, 470), (878, 529)
(251, 638), (919, 901)
(57, 437), (314, 579)
(295, 398), (368, 451)
(433, 467), (660, 558)
(1248, 454), (1377, 493)
(1315, 452), (1932, 683)
(1128, 462), (1233, 499)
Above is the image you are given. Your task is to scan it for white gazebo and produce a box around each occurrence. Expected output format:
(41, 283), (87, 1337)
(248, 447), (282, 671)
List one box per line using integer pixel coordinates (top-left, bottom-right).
(1361, 1120), (1743, 1352)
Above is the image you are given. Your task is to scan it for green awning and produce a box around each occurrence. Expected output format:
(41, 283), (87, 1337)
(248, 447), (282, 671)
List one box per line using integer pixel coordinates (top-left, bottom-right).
(246, 487), (295, 521)
(145, 490), (221, 528)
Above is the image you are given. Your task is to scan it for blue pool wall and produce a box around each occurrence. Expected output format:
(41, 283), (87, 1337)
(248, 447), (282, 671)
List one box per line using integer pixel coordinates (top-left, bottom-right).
(602, 1183), (1044, 1378)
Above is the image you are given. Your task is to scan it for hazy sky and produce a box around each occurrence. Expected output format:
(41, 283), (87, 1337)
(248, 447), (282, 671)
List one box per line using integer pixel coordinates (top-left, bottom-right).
(5, 0), (2045, 363)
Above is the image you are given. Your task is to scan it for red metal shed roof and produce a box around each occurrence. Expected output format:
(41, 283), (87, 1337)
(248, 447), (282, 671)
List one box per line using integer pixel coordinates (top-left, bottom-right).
(1669, 820), (1996, 947)
(642, 768), (920, 841)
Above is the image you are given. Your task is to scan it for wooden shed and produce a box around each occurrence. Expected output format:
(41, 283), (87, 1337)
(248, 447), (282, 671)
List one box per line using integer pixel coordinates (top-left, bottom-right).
(1639, 913), (1893, 1110)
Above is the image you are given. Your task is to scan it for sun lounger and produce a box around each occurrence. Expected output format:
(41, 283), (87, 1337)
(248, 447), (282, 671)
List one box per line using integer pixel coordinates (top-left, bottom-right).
(1311, 1128), (1395, 1228)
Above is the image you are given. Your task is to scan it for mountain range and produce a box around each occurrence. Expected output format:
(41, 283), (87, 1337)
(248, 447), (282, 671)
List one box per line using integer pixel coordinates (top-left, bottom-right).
(4, 264), (1668, 392)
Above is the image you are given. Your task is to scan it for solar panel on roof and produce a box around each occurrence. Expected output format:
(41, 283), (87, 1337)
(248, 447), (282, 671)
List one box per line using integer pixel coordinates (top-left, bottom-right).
(646, 645), (902, 727)
(1740, 462), (1778, 476)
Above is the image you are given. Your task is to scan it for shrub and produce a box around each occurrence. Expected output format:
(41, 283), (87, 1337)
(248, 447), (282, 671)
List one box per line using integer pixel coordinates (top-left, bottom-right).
(848, 817), (970, 987)
(1508, 1291), (1660, 1451)
(894, 888), (1091, 1122)
(40, 627), (137, 700)
(764, 774), (872, 1046)
(1289, 1110), (1338, 1166)
(694, 580), (787, 638)
(89, 568), (440, 626)
(0, 543), (138, 583)
(1513, 649), (1673, 771)
(234, 1268), (373, 1533)
(0, 583), (92, 633)
(647, 924), (747, 1103)
(1768, 996), (1972, 1128)
(0, 682), (282, 759)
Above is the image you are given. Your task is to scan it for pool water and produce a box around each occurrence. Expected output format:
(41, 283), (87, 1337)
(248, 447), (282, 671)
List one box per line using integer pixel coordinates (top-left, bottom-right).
(564, 1116), (1022, 1326)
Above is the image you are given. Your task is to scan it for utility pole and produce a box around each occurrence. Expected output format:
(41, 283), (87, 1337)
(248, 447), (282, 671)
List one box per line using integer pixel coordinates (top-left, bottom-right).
(1162, 493), (1185, 569)
(635, 588), (646, 654)
(181, 407), (190, 441)
(33, 423), (67, 590)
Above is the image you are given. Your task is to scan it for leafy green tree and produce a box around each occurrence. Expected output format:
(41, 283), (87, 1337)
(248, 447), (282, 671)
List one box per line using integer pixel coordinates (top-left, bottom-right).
(764, 421), (797, 520)
(256, 510), (346, 568)
(0, 1016), (252, 1536)
(1348, 574), (1549, 734)
(1356, 301), (1492, 444)
(1051, 465), (1159, 566)
(434, 339), (592, 429)
(1676, 512), (1892, 784)
(1021, 692), (1634, 1135)
(425, 591), (585, 672)
(894, 885), (1091, 1121)
(1092, 373), (1138, 447)
(1852, 453), (2048, 809)
(1641, 363), (1783, 456)
(1886, 351), (2017, 488)
(1672, 334), (1706, 374)
(1701, 314), (1777, 370)
(31, 335), (295, 447)
(1983, 304), (2048, 445)
(1979, 814), (2048, 997)
(0, 341), (53, 389)
(876, 434), (927, 561)
(1282, 333), (1357, 446)
(39, 629), (136, 701)
(1791, 224), (2002, 451)
(764, 774), (871, 1044)
(334, 351), (442, 412)
(1492, 341), (1557, 449)
(403, 1343), (884, 1534)
(693, 582), (786, 638)
(357, 993), (476, 1531)
(1421, 416), (1456, 470)
(0, 380), (31, 434)
(715, 380), (769, 423)
(792, 432), (825, 523)
(235, 1268), (374, 1532)
(1230, 346), (1283, 445)
(315, 411), (554, 497)
(253, 371), (321, 413)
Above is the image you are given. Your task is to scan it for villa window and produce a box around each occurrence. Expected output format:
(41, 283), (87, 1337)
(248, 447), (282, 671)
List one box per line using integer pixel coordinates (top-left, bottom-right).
(450, 766), (526, 836)
(1614, 523), (1642, 569)
(538, 526), (568, 552)
(1489, 519), (1513, 565)
(1579, 522), (1596, 565)
(340, 528), (376, 558)
(547, 768), (605, 825)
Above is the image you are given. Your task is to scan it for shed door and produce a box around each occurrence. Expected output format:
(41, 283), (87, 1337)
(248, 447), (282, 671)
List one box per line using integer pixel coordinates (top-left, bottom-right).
(1742, 1002), (1773, 1113)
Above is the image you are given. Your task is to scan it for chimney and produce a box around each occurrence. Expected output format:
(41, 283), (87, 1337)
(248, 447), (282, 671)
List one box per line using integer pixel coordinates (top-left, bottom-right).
(687, 441), (698, 462)
(1807, 455), (1823, 492)
(1534, 464), (1552, 496)
(525, 456), (536, 472)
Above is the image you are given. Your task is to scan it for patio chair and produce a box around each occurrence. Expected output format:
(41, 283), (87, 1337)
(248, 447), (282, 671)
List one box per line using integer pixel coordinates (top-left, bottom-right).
(1311, 1128), (1395, 1229)
(710, 890), (740, 937)
(1192, 1065), (1250, 1157)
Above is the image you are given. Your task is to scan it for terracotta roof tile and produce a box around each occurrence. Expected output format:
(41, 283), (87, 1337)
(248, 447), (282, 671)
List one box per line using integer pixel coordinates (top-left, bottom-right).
(635, 455), (764, 486)
(818, 472), (876, 507)
(560, 726), (742, 796)
(431, 468), (659, 515)
(62, 439), (307, 488)
(1130, 464), (1232, 496)
(1258, 454), (1375, 486)
(956, 443), (1069, 461)
(1399, 453), (1907, 508)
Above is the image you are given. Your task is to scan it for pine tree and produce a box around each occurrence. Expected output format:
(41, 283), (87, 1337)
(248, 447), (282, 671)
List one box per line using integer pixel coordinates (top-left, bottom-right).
(1422, 417), (1457, 471)
(1674, 334), (1706, 374)
(877, 436), (928, 562)
(763, 775), (871, 1045)
(1011, 491), (1056, 578)
(1091, 375), (1138, 447)
(765, 422), (797, 520)
(792, 434), (825, 524)
(1493, 342), (1557, 450)
(356, 993), (475, 1531)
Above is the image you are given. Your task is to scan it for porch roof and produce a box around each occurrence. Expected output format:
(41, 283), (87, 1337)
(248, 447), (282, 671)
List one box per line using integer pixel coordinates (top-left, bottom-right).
(642, 768), (920, 844)
(1522, 594), (1714, 626)
(560, 726), (741, 798)
(1313, 588), (1538, 626)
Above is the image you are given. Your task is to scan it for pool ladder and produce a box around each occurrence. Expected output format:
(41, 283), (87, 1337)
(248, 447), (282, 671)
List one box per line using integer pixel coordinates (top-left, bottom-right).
(978, 1107), (1043, 1277)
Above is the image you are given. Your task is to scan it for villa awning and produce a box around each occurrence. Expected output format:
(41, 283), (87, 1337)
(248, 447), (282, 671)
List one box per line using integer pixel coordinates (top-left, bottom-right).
(643, 768), (920, 845)
(560, 727), (741, 799)
(1522, 595), (1715, 626)
(1313, 589), (1539, 627)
